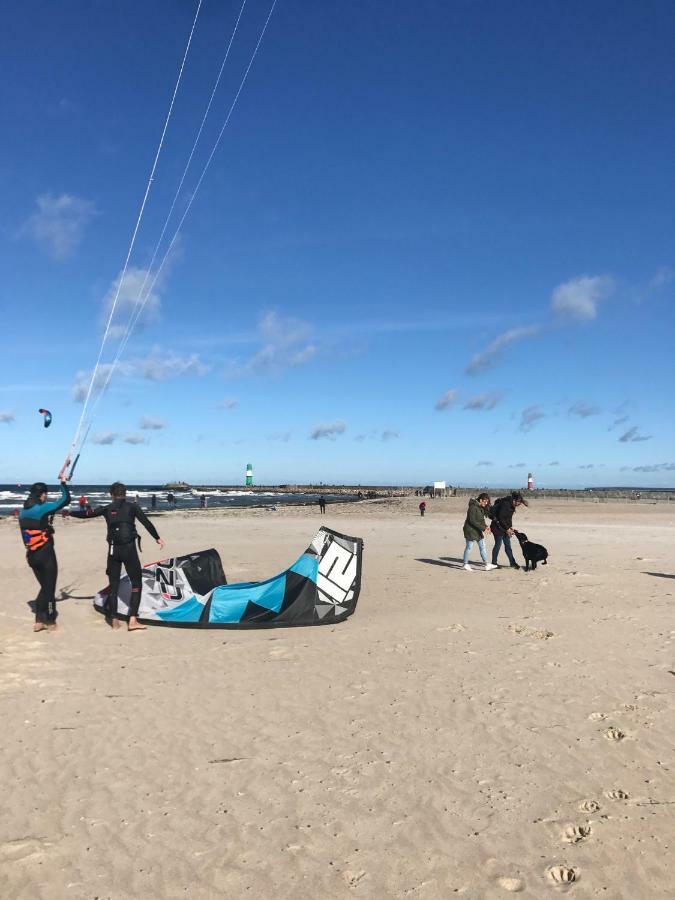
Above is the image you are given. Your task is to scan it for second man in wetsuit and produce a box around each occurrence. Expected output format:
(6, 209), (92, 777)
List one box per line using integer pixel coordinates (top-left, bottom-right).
(72, 481), (165, 631)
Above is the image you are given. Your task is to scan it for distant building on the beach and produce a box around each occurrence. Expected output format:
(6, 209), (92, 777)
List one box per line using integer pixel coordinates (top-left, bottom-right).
(245, 463), (253, 486)
(527, 472), (534, 490)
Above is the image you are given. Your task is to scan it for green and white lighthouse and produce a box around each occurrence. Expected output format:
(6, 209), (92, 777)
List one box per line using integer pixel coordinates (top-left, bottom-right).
(245, 462), (253, 486)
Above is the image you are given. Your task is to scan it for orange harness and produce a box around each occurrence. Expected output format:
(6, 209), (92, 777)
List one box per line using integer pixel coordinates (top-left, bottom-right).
(22, 529), (50, 552)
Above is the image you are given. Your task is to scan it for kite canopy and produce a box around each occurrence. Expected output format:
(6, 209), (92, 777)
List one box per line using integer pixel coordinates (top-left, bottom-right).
(94, 527), (363, 627)
(38, 408), (52, 428)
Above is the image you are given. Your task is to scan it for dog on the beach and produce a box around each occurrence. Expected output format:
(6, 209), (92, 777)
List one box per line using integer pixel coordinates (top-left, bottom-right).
(513, 530), (548, 571)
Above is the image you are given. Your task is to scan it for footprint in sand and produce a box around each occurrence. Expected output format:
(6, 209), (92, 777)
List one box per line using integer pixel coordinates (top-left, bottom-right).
(0, 837), (52, 862)
(343, 870), (366, 888)
(436, 623), (466, 632)
(603, 727), (625, 742)
(605, 789), (629, 801)
(578, 799), (600, 813)
(588, 712), (606, 721)
(496, 875), (524, 892)
(546, 865), (578, 888)
(561, 824), (591, 843)
(508, 624), (554, 640)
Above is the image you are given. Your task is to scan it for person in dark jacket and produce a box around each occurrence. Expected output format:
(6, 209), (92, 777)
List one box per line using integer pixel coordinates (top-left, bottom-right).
(490, 491), (528, 568)
(419, 500), (427, 517)
(19, 479), (71, 631)
(462, 493), (497, 571)
(71, 481), (165, 631)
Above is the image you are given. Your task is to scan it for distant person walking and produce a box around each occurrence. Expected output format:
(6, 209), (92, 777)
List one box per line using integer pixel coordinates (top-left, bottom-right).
(78, 494), (88, 513)
(490, 491), (528, 569)
(151, 493), (157, 510)
(19, 478), (71, 631)
(419, 500), (426, 517)
(462, 493), (497, 572)
(318, 495), (326, 514)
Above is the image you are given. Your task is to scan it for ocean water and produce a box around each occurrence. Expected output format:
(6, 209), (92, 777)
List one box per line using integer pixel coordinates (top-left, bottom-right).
(0, 484), (359, 514)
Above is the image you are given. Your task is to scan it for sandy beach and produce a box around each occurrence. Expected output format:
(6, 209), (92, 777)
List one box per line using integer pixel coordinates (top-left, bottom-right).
(1, 495), (673, 899)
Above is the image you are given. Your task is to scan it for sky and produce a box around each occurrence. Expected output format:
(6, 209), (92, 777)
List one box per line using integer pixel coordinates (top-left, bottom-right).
(1, 0), (674, 487)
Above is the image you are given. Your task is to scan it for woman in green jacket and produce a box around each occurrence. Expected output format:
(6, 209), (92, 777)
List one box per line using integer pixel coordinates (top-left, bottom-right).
(462, 493), (497, 572)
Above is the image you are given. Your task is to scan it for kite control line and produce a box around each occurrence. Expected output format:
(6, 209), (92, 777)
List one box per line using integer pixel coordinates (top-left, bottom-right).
(68, 453), (81, 482)
(60, 0), (203, 477)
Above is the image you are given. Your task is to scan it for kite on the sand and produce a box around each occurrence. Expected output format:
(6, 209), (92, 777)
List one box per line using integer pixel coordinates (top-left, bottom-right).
(94, 527), (363, 628)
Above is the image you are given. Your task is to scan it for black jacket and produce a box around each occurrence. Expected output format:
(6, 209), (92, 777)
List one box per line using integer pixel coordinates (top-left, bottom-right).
(71, 499), (160, 546)
(490, 496), (515, 536)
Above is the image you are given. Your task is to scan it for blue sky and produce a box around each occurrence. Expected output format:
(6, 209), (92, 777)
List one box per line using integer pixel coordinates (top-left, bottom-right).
(1, 0), (673, 487)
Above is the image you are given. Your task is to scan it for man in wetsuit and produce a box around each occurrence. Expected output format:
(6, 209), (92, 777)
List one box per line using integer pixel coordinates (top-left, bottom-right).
(19, 479), (71, 632)
(71, 481), (165, 631)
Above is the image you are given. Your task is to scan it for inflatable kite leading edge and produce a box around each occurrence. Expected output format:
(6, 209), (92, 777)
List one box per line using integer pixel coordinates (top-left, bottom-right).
(94, 527), (363, 627)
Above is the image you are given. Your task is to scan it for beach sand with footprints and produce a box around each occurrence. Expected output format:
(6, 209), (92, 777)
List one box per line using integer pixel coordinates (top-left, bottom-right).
(1, 495), (673, 898)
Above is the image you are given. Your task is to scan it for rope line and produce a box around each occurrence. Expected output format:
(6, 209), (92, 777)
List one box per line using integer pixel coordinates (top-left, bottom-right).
(76, 0), (279, 460)
(61, 0), (204, 475)
(110, 0), (249, 367)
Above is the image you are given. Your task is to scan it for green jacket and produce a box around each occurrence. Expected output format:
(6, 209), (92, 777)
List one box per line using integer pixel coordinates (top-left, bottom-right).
(463, 498), (488, 541)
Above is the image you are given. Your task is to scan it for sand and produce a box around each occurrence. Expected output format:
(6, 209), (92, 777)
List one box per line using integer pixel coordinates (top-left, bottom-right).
(1, 495), (674, 899)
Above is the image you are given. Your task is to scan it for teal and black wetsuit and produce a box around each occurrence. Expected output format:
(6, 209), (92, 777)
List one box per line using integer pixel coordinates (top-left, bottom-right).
(19, 483), (71, 624)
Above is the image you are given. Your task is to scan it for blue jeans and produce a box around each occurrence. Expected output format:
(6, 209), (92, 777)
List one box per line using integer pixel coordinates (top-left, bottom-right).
(492, 533), (517, 565)
(463, 538), (487, 564)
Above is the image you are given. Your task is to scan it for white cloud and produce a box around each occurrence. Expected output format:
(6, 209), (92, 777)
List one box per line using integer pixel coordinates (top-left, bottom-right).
(72, 350), (208, 403)
(139, 416), (166, 430)
(632, 462), (675, 473)
(137, 351), (209, 382)
(608, 414), (629, 431)
(649, 266), (674, 289)
(226, 311), (317, 378)
(124, 434), (147, 445)
(435, 389), (458, 411)
(476, 460), (493, 466)
(218, 398), (238, 410)
(464, 392), (502, 411)
(551, 275), (615, 321)
(92, 432), (117, 445)
(619, 426), (651, 443)
(381, 429), (399, 442)
(310, 421), (346, 441)
(103, 267), (163, 338)
(21, 193), (97, 260)
(519, 405), (546, 432)
(0, 411), (15, 424)
(466, 326), (540, 375)
(548, 460), (560, 466)
(569, 401), (601, 418)
(72, 364), (118, 403)
(509, 462), (527, 468)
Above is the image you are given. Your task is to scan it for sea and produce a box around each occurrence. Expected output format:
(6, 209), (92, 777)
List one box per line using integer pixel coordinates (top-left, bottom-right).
(0, 484), (360, 515)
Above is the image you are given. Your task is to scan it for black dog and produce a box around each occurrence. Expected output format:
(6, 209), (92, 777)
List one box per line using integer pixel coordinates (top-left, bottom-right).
(513, 530), (548, 571)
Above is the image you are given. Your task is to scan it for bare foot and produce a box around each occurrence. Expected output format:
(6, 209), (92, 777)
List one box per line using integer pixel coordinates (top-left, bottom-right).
(46, 623), (59, 633)
(128, 617), (146, 632)
(110, 618), (122, 630)
(33, 623), (47, 633)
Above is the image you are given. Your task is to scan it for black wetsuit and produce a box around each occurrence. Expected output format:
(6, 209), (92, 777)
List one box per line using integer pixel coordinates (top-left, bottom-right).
(72, 499), (160, 619)
(19, 483), (72, 624)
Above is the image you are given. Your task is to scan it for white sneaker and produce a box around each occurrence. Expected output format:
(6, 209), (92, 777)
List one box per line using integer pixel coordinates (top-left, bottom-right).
(484, 563), (497, 571)
(463, 563), (473, 571)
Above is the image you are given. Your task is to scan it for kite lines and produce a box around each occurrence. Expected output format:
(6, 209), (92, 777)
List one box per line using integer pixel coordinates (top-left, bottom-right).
(61, 0), (279, 480)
